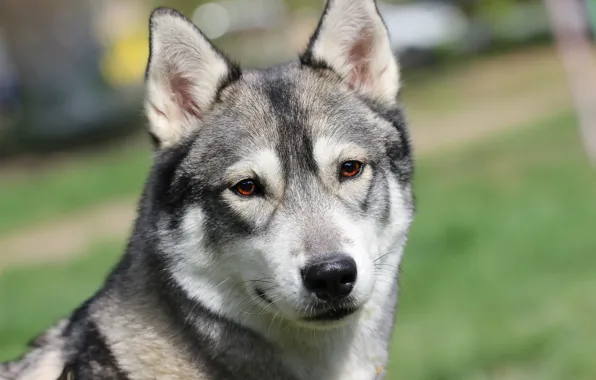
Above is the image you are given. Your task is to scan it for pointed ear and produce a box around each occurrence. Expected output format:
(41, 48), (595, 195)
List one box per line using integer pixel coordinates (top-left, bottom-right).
(145, 8), (240, 148)
(300, 0), (400, 104)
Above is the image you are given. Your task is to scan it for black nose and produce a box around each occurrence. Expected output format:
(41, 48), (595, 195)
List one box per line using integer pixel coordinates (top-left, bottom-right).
(301, 255), (357, 301)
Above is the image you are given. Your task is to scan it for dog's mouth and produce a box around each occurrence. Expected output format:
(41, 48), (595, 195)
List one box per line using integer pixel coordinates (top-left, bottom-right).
(304, 305), (360, 322)
(256, 288), (360, 323)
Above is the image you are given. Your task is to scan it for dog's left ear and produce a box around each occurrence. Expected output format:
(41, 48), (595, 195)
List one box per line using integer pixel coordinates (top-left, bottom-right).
(145, 8), (240, 148)
(301, 0), (399, 105)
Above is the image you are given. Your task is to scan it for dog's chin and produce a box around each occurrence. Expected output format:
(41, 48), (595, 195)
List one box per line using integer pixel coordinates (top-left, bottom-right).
(255, 288), (362, 329)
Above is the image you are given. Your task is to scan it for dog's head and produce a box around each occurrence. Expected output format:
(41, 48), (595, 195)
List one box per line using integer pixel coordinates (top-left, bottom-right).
(144, 0), (414, 329)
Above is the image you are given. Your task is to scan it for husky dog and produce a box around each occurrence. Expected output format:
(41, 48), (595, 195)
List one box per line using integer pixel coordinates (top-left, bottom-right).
(0, 0), (414, 378)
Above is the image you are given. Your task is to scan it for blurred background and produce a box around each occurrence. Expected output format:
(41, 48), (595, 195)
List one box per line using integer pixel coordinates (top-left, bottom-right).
(0, 0), (595, 378)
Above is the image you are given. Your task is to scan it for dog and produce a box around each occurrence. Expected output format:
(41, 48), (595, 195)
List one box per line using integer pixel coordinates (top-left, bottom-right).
(0, 0), (414, 378)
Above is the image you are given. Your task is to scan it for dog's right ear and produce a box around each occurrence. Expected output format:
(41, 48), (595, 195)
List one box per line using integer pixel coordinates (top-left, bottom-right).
(300, 0), (399, 105)
(145, 8), (240, 148)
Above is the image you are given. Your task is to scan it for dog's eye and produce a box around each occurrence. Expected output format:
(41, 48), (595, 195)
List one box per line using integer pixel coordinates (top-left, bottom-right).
(340, 161), (363, 179)
(233, 179), (258, 197)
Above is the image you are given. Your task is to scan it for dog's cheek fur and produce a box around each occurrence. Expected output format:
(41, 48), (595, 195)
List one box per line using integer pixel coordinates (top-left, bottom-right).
(240, 219), (309, 317)
(346, 169), (413, 300)
(148, 142), (255, 247)
(159, 207), (238, 319)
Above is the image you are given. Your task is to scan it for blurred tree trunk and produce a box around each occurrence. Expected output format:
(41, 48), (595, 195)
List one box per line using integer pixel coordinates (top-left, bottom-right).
(544, 0), (596, 164)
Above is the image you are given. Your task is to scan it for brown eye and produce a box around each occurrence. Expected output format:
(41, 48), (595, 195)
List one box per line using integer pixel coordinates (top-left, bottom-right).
(233, 179), (257, 197)
(340, 161), (363, 179)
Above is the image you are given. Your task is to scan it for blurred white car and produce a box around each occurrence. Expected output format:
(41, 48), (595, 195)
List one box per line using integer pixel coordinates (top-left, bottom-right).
(378, 1), (468, 54)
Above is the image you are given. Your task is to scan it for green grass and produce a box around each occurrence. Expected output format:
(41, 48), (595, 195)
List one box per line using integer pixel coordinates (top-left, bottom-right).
(390, 112), (596, 379)
(0, 142), (151, 234)
(1, 112), (595, 379)
(0, 241), (124, 360)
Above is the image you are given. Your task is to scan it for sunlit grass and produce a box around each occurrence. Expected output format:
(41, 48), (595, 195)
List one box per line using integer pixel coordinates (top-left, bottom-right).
(390, 112), (596, 379)
(0, 143), (150, 234)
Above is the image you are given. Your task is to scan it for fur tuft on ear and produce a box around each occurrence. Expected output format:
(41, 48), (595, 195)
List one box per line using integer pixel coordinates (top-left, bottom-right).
(145, 7), (240, 148)
(301, 0), (400, 104)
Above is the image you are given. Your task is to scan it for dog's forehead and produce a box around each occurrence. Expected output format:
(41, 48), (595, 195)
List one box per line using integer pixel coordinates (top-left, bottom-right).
(184, 63), (392, 176)
(242, 64), (383, 139)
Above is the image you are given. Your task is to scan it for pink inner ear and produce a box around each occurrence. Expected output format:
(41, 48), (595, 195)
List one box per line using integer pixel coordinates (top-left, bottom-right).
(347, 25), (375, 89)
(170, 72), (202, 119)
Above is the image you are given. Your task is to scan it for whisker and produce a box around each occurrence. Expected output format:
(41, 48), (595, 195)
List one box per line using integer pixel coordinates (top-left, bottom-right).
(373, 249), (403, 262)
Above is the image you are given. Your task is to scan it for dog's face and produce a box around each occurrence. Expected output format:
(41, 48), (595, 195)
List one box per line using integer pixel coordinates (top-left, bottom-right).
(144, 0), (413, 329)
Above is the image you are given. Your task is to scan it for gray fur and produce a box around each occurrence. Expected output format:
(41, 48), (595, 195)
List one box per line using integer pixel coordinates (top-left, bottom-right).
(1, 1), (414, 379)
